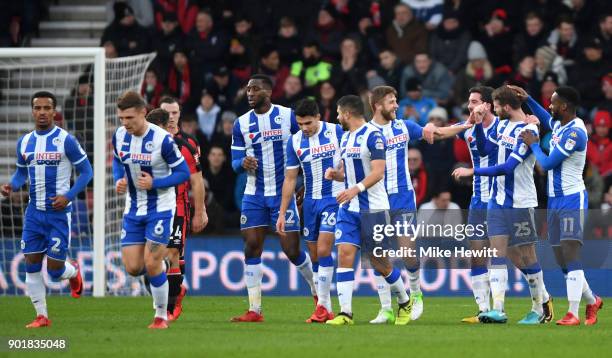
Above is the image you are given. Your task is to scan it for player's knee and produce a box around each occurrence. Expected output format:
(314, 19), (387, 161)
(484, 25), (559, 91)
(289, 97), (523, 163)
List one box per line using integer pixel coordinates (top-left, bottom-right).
(244, 241), (263, 258)
(47, 266), (65, 280)
(125, 264), (145, 277)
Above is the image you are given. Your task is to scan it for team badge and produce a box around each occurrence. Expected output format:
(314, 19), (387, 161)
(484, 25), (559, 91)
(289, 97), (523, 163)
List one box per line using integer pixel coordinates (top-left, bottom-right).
(145, 141), (154, 152)
(52, 137), (62, 146)
(356, 135), (363, 144)
(394, 121), (403, 129)
(335, 229), (342, 239)
(375, 137), (384, 150)
(240, 215), (247, 224)
(274, 116), (282, 124)
(564, 139), (576, 151)
(569, 131), (577, 138)
(121, 229), (126, 239)
(518, 143), (528, 156)
(303, 228), (309, 237)
(324, 129), (333, 138)
(20, 240), (25, 250)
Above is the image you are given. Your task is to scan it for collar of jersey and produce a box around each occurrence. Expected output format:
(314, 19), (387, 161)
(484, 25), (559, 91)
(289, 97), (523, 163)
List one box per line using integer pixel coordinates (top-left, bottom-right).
(34, 125), (58, 137)
(131, 123), (151, 138)
(557, 118), (578, 131)
(253, 104), (275, 117)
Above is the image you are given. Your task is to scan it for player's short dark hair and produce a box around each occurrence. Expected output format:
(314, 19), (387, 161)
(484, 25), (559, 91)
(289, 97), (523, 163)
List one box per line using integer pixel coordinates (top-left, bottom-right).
(469, 86), (494, 107)
(250, 74), (273, 89)
(370, 86), (397, 111)
(492, 86), (521, 110)
(31, 91), (57, 108)
(337, 95), (365, 117)
(555, 86), (580, 110)
(159, 95), (180, 109)
(295, 98), (319, 117)
(146, 108), (170, 127)
(117, 90), (146, 110)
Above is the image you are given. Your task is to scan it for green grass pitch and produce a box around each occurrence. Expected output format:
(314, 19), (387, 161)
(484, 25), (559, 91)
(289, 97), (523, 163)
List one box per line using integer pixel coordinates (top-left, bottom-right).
(0, 296), (610, 357)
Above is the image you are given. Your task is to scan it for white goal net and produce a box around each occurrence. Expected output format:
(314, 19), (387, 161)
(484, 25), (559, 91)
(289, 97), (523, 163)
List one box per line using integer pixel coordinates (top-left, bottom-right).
(0, 49), (155, 297)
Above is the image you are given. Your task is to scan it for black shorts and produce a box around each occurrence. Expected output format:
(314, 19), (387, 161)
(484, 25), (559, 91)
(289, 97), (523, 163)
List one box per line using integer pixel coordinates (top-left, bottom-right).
(167, 215), (189, 253)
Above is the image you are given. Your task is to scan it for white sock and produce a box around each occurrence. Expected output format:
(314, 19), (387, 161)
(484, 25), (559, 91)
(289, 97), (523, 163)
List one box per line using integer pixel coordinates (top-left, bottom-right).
(60, 261), (77, 280)
(525, 271), (544, 315)
(245, 263), (263, 314)
(374, 273), (392, 310)
(151, 280), (168, 320)
(582, 278), (596, 305)
(26, 272), (47, 317)
(386, 269), (409, 305)
(542, 282), (550, 303)
(471, 271), (491, 312)
(489, 265), (507, 312)
(567, 270), (584, 317)
(336, 268), (354, 315)
(407, 269), (421, 294)
(317, 265), (334, 312)
(296, 255), (317, 296)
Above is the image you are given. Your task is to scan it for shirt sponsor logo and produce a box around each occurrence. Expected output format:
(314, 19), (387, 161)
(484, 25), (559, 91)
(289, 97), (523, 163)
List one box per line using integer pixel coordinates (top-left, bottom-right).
(386, 133), (408, 150)
(346, 147), (361, 158)
(31, 152), (62, 165)
(129, 153), (152, 165)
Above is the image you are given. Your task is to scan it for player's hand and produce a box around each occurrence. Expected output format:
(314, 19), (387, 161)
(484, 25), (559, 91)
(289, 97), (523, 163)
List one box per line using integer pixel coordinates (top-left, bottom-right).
(50, 195), (70, 210)
(336, 186), (359, 206)
(452, 167), (474, 180)
(242, 156), (258, 172)
(472, 103), (489, 124)
(524, 114), (540, 126)
(192, 210), (207, 233)
(115, 177), (127, 194)
(137, 172), (153, 190)
(276, 214), (287, 238)
(519, 130), (539, 146)
(422, 123), (437, 144)
(1, 184), (12, 197)
(324, 167), (337, 181)
(507, 85), (528, 102)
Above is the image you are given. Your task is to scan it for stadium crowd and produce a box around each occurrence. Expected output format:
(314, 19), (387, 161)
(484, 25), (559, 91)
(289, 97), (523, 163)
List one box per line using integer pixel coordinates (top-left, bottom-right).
(3, 0), (612, 235)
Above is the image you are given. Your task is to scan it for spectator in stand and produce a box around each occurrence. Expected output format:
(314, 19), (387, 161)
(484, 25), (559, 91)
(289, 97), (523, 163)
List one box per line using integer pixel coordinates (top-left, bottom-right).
(167, 48), (196, 107)
(103, 41), (118, 59)
(141, 69), (164, 109)
(330, 36), (368, 97)
(195, 89), (221, 144)
(107, 0), (154, 28)
(478, 8), (513, 74)
(538, 71), (559, 108)
(211, 111), (237, 157)
(521, 0), (571, 30)
(490, 55), (539, 96)
(599, 74), (612, 113)
(587, 111), (612, 180)
(367, 48), (403, 90)
(64, 74), (94, 161)
(203, 145), (236, 215)
(274, 16), (302, 66)
(570, 0), (601, 35)
(418, 107), (455, 193)
(568, 37), (608, 110)
(402, 0), (444, 31)
(188, 10), (229, 79)
(429, 9), (471, 74)
(594, 13), (612, 61)
(512, 12), (549, 65)
(290, 41), (332, 90)
(0, 2), (22, 47)
(153, 0), (198, 34)
(534, 45), (567, 84)
(453, 41), (493, 106)
(547, 16), (579, 67)
(585, 160), (605, 209)
(229, 16), (260, 80)
(400, 52), (454, 105)
(276, 75), (305, 109)
(397, 78), (436, 126)
(408, 147), (428, 207)
(317, 81), (339, 124)
(417, 190), (463, 235)
(385, 3), (428, 65)
(100, 2), (151, 57)
(179, 113), (207, 159)
(204, 66), (239, 111)
(151, 12), (184, 81)
(257, 44), (290, 101)
(311, 6), (345, 60)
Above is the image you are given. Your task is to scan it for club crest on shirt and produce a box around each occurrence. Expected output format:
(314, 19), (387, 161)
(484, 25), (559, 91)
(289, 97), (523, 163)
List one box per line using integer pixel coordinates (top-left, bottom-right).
(145, 141), (154, 152)
(274, 115), (283, 124)
(324, 129), (333, 138)
(356, 135), (364, 144)
(564, 138), (576, 151)
(52, 137), (62, 146)
(518, 143), (528, 156)
(375, 137), (385, 150)
(394, 120), (403, 129)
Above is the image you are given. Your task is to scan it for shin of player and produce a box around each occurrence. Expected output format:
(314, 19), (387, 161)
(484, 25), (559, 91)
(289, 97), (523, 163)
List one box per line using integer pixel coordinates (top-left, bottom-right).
(230, 75), (314, 322)
(113, 91), (190, 329)
(1, 92), (92, 328)
(277, 99), (343, 322)
(520, 86), (602, 325)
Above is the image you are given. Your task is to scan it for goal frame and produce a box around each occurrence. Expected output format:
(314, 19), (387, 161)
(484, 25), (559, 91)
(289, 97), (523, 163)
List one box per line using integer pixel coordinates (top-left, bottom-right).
(0, 48), (106, 297)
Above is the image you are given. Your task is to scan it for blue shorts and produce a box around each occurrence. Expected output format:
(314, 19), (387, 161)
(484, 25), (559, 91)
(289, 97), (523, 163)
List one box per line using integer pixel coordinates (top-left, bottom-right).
(302, 197), (338, 242)
(22, 206), (72, 261)
(388, 191), (416, 212)
(467, 197), (488, 241)
(241, 194), (300, 232)
(486, 201), (537, 246)
(547, 190), (587, 246)
(121, 210), (174, 246)
(335, 208), (392, 248)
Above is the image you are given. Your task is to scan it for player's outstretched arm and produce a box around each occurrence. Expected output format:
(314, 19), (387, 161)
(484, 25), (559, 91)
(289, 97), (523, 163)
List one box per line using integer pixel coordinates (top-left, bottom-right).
(473, 156), (521, 177)
(150, 160), (190, 189)
(63, 159), (93, 202)
(433, 122), (473, 140)
(526, 96), (553, 131)
(276, 167), (299, 237)
(474, 122), (497, 156)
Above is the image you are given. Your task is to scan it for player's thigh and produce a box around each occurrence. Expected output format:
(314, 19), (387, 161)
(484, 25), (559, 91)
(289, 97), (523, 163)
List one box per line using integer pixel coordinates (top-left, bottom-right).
(560, 240), (582, 263)
(513, 243), (538, 268)
(508, 208), (538, 247)
(317, 232), (335, 257)
(467, 206), (488, 242)
(306, 241), (318, 262)
(21, 208), (48, 258)
(279, 230), (301, 260)
(120, 214), (147, 247)
(337, 243), (358, 268)
(489, 235), (509, 257)
(45, 211), (72, 262)
(301, 198), (318, 242)
(240, 194), (269, 230)
(144, 211), (174, 246)
(144, 239), (168, 267)
(269, 196), (300, 233)
(242, 226), (267, 257)
(334, 208), (361, 249)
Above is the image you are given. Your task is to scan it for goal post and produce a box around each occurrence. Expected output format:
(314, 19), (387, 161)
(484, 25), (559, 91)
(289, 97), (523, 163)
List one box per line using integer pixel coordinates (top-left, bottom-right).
(0, 49), (156, 297)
